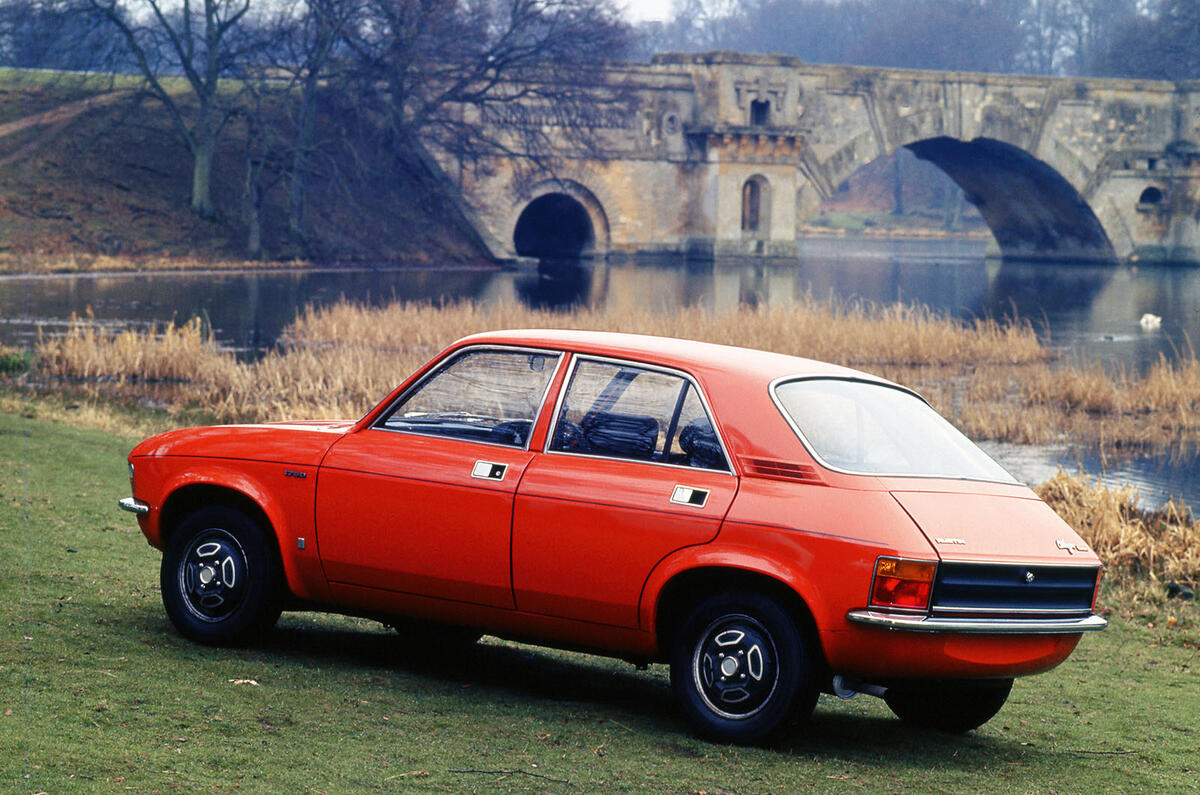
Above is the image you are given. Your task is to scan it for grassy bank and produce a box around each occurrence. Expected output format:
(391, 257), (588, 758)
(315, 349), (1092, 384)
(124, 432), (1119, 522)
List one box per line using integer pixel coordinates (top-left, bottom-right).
(0, 72), (488, 265)
(1, 411), (1197, 793)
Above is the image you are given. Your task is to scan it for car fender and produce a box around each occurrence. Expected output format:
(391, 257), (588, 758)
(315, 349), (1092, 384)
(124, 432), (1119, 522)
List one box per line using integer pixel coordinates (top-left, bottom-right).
(152, 459), (329, 603)
(638, 542), (832, 639)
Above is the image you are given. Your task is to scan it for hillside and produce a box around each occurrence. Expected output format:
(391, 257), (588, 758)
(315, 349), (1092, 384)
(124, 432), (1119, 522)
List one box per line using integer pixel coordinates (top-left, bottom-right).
(0, 72), (490, 268)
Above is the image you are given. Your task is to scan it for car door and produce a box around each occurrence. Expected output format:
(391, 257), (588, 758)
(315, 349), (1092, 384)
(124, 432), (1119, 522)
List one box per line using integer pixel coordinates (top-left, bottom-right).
(513, 356), (738, 628)
(315, 347), (562, 609)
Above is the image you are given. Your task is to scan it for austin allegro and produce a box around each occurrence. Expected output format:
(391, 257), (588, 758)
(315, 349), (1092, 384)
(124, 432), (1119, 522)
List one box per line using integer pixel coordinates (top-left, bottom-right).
(120, 329), (1105, 742)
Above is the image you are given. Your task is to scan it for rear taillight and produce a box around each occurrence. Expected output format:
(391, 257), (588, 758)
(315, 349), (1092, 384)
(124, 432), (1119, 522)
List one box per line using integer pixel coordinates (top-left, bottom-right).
(869, 557), (936, 611)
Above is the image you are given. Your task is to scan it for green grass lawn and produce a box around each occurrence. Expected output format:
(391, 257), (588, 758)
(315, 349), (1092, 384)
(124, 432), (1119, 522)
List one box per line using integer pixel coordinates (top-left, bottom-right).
(1, 410), (1196, 792)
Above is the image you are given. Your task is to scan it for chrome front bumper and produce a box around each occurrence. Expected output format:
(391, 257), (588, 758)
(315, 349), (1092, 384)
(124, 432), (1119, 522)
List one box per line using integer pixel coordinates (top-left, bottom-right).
(118, 497), (150, 515)
(846, 609), (1108, 634)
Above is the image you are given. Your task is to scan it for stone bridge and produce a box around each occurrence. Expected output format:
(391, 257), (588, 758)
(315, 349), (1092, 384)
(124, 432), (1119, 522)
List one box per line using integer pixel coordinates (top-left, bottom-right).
(435, 52), (1200, 264)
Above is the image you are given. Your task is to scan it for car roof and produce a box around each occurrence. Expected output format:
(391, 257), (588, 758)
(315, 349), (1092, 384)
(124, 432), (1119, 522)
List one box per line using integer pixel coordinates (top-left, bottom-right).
(454, 328), (890, 386)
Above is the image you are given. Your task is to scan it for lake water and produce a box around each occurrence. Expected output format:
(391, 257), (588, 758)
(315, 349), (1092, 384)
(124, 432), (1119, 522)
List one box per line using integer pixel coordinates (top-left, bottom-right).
(2, 238), (1199, 508)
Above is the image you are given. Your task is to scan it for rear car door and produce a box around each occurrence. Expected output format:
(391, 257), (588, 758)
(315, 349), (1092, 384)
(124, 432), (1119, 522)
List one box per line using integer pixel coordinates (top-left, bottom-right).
(513, 356), (737, 627)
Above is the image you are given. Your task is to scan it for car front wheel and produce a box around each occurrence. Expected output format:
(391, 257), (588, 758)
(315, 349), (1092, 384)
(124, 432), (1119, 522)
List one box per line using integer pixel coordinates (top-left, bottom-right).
(161, 506), (283, 646)
(670, 591), (817, 744)
(884, 678), (1013, 732)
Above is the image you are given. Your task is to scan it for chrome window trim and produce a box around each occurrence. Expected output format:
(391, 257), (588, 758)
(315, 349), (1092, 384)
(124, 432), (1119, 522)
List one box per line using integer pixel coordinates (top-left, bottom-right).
(768, 375), (1020, 485)
(543, 353), (736, 476)
(846, 609), (1107, 634)
(372, 345), (565, 453)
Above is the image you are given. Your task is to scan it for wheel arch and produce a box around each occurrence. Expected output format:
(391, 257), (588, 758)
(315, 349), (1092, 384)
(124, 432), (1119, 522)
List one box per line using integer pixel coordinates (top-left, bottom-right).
(648, 564), (827, 674)
(158, 483), (295, 600)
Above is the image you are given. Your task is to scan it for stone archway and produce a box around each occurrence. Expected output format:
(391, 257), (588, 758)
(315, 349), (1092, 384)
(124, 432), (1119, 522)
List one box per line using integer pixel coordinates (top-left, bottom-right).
(511, 180), (611, 259)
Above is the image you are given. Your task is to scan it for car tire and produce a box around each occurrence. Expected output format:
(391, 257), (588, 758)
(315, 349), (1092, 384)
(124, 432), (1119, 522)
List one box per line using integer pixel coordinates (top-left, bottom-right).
(161, 506), (284, 647)
(670, 591), (817, 744)
(884, 678), (1013, 732)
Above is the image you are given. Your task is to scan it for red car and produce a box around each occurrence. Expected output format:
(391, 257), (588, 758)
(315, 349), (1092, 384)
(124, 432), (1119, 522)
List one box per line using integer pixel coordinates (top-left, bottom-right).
(120, 330), (1105, 743)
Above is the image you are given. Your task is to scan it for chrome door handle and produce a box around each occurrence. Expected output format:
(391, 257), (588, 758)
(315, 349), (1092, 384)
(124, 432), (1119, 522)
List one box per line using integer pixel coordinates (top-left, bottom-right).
(670, 485), (709, 507)
(471, 460), (507, 481)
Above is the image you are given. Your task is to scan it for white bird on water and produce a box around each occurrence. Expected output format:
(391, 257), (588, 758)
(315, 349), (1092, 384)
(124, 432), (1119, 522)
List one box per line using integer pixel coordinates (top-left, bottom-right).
(1139, 313), (1162, 330)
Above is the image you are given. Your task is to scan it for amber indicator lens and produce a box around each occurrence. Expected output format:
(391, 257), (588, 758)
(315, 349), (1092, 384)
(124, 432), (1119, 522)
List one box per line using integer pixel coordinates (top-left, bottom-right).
(870, 557), (936, 610)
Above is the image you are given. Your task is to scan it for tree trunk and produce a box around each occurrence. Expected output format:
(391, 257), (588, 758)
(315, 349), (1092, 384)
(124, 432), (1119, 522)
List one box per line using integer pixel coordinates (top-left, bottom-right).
(288, 84), (318, 244)
(245, 159), (263, 259)
(192, 138), (216, 219)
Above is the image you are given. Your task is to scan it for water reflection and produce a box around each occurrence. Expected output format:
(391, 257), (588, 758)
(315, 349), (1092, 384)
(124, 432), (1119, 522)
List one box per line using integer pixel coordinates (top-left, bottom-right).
(3, 243), (1198, 371)
(982, 441), (1200, 513)
(513, 259), (593, 310)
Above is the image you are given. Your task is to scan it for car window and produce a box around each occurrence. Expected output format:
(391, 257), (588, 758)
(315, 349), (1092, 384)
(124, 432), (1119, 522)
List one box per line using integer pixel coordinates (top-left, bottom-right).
(377, 349), (559, 447)
(549, 359), (728, 471)
(774, 378), (1017, 482)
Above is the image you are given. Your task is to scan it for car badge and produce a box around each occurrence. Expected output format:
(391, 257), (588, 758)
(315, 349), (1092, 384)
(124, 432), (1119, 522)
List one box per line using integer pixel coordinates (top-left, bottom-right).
(1024, 571), (1036, 583)
(1056, 538), (1088, 554)
(934, 537), (966, 545)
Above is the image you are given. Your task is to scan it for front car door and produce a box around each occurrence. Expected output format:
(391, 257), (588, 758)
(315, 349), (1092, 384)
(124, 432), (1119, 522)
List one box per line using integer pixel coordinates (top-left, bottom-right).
(315, 346), (563, 608)
(513, 356), (738, 628)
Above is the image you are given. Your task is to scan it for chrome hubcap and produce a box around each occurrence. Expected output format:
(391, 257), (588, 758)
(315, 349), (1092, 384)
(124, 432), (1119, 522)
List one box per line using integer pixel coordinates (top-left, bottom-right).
(178, 529), (247, 622)
(692, 614), (778, 720)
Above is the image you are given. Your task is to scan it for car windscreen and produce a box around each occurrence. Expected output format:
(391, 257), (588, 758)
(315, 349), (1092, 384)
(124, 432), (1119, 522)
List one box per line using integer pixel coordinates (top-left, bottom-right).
(773, 378), (1017, 482)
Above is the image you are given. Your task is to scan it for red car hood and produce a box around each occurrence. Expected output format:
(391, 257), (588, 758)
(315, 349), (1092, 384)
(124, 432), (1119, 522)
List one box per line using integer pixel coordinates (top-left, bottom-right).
(890, 488), (1101, 567)
(130, 421), (353, 466)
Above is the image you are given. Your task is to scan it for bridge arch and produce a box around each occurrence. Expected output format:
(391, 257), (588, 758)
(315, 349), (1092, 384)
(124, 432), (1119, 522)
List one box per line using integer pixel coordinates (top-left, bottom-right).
(511, 179), (611, 259)
(905, 137), (1115, 260)
(795, 85), (1128, 261)
(809, 134), (1116, 261)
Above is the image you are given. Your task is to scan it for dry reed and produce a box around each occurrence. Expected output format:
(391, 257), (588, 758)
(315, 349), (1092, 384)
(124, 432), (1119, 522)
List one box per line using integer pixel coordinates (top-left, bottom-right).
(29, 298), (1200, 449)
(1037, 471), (1200, 586)
(284, 297), (1050, 368)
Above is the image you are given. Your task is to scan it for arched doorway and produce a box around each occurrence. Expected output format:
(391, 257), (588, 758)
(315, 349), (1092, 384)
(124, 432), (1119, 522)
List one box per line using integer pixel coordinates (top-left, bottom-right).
(513, 193), (595, 259)
(741, 175), (770, 238)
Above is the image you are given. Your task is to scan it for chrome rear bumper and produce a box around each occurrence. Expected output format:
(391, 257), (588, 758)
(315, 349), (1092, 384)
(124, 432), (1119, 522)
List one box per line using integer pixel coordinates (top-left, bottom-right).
(846, 609), (1108, 634)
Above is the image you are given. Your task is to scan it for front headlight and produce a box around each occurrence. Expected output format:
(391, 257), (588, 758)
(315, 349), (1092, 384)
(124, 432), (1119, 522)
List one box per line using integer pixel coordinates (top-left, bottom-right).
(128, 461), (136, 492)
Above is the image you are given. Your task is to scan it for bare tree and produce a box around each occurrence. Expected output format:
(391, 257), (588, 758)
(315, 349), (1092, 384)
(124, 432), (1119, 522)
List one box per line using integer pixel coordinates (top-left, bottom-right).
(335, 0), (632, 176)
(0, 0), (125, 70)
(89, 0), (264, 219)
(253, 0), (361, 245)
(1092, 0), (1199, 79)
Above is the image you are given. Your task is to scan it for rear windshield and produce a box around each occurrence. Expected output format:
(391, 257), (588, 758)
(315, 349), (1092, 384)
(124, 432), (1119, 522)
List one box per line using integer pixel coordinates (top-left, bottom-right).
(773, 378), (1017, 482)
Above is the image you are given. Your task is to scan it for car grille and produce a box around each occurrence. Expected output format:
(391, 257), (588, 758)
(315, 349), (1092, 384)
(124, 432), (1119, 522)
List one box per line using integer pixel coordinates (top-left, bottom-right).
(931, 562), (1100, 615)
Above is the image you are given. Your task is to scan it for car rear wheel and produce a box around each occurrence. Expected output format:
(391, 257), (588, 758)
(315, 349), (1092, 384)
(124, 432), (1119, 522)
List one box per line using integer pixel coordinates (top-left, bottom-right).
(670, 591), (817, 744)
(161, 506), (283, 646)
(884, 678), (1013, 732)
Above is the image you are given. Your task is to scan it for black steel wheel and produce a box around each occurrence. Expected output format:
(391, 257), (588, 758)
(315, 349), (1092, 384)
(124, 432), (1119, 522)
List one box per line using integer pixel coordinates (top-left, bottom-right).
(884, 678), (1014, 732)
(161, 506), (283, 646)
(671, 591), (817, 744)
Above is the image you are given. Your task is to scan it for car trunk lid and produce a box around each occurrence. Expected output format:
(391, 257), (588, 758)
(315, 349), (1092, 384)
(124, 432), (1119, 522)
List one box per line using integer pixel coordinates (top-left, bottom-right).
(890, 488), (1098, 566)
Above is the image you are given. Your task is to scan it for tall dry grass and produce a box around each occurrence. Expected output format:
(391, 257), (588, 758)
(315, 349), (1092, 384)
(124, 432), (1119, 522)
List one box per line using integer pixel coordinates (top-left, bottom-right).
(284, 298), (1050, 368)
(32, 297), (1200, 449)
(1037, 471), (1200, 586)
